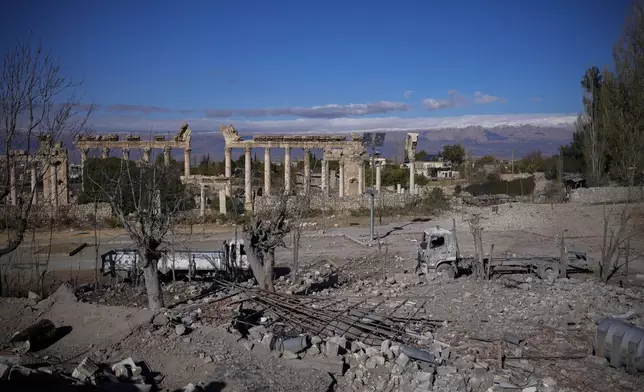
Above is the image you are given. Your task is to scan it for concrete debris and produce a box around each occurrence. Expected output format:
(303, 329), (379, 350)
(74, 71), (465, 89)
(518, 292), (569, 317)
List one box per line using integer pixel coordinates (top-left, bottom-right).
(50, 282), (78, 303)
(72, 357), (100, 382)
(175, 324), (187, 336)
(248, 325), (267, 341)
(152, 314), (170, 326)
(0, 356), (154, 391)
(27, 291), (41, 301)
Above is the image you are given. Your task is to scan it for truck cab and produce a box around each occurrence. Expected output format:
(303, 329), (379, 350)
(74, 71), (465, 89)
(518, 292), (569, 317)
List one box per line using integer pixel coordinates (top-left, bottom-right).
(417, 227), (459, 278)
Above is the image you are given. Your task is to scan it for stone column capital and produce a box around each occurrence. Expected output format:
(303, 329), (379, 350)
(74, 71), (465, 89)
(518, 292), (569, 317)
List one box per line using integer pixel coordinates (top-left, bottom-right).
(244, 147), (252, 154)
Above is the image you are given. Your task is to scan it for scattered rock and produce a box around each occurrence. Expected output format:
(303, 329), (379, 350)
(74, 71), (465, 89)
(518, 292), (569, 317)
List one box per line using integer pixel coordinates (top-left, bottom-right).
(27, 291), (41, 301)
(152, 314), (169, 326)
(585, 355), (609, 369)
(248, 325), (267, 341)
(50, 283), (78, 303)
(283, 351), (299, 360)
(203, 356), (213, 364)
(395, 353), (410, 368)
(325, 341), (340, 357)
(175, 324), (187, 336)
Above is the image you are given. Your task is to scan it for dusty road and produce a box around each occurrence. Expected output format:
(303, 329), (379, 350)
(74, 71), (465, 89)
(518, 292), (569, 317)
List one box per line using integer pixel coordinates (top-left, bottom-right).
(3, 202), (644, 276)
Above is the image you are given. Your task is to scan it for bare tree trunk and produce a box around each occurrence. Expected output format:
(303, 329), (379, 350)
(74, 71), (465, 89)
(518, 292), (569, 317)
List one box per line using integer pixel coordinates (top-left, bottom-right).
(142, 255), (163, 309)
(558, 230), (567, 279)
(468, 215), (484, 279)
(291, 229), (300, 282)
(246, 247), (266, 289)
(487, 244), (494, 280)
(264, 249), (276, 292)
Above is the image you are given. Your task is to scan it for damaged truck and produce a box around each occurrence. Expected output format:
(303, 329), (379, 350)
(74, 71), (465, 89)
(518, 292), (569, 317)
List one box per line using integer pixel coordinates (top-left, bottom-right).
(417, 227), (592, 280)
(101, 239), (249, 280)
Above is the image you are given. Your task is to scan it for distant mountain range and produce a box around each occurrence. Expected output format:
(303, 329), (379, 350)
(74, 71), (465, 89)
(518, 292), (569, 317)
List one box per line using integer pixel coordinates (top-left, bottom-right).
(27, 124), (576, 164)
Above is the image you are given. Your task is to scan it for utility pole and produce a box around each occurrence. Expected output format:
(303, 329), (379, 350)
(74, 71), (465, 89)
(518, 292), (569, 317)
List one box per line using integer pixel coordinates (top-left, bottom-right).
(363, 132), (386, 241)
(511, 150), (514, 174)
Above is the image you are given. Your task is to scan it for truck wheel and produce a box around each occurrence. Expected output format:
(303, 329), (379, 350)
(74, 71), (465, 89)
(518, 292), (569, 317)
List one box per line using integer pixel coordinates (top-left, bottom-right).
(436, 263), (456, 280)
(537, 263), (559, 280)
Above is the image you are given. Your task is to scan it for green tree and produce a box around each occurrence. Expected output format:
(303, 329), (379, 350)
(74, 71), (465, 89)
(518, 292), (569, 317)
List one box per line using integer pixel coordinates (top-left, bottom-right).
(440, 144), (465, 165)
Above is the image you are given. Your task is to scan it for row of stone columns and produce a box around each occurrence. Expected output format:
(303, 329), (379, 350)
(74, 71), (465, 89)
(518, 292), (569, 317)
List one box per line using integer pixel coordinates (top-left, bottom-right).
(81, 146), (192, 191)
(7, 162), (64, 206)
(198, 184), (227, 217)
(224, 146), (385, 203)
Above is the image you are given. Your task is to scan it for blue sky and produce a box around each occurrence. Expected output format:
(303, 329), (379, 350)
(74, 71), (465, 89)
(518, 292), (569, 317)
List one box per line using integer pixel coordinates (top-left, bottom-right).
(1, 0), (632, 134)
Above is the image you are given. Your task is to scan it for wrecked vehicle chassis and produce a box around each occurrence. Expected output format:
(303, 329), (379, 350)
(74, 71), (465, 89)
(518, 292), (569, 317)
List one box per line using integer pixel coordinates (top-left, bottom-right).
(417, 227), (591, 279)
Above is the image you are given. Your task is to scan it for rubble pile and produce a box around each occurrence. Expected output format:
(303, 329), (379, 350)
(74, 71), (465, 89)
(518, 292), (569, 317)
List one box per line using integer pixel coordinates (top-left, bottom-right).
(236, 324), (543, 392)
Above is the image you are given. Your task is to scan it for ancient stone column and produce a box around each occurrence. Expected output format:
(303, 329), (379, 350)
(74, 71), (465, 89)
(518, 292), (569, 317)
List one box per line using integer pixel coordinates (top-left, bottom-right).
(80, 148), (88, 191)
(339, 160), (345, 198)
(184, 148), (191, 176)
(219, 189), (227, 215)
(142, 147), (151, 163)
(284, 147), (291, 195)
(264, 147), (271, 196)
(163, 147), (171, 166)
(409, 160), (415, 195)
(397, 184), (402, 194)
(122, 148), (130, 160)
(376, 162), (382, 193)
(101, 148), (110, 159)
(224, 147), (232, 196)
(31, 164), (38, 204)
(303, 148), (311, 194)
(244, 147), (252, 206)
(200, 184), (206, 217)
(358, 160), (364, 195)
(9, 163), (17, 206)
(321, 158), (328, 196)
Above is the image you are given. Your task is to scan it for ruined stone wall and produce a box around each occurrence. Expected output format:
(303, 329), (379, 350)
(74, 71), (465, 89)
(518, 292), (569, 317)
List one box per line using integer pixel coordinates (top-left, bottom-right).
(254, 193), (421, 215)
(569, 186), (644, 204)
(34, 202), (112, 221)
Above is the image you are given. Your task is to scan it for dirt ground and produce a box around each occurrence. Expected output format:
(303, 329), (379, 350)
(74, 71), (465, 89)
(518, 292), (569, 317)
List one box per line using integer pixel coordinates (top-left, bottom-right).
(2, 202), (644, 391)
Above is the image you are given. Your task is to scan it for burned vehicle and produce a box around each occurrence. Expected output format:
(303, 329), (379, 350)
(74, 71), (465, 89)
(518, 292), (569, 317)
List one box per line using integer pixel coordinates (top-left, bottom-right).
(417, 226), (592, 280)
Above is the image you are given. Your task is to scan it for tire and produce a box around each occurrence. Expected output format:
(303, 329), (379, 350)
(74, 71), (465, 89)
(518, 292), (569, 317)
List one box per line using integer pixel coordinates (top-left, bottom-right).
(537, 262), (559, 280)
(436, 263), (456, 280)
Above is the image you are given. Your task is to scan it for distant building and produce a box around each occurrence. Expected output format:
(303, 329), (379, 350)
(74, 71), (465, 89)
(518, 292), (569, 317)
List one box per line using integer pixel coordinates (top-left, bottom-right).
(402, 156), (459, 179)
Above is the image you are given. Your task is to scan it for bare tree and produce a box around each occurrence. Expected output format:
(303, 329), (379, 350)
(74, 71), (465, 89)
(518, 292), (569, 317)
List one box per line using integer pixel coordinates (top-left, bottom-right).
(468, 214), (485, 279)
(1, 37), (91, 294)
(290, 193), (311, 283)
(85, 153), (192, 309)
(598, 203), (635, 283)
(243, 195), (292, 291)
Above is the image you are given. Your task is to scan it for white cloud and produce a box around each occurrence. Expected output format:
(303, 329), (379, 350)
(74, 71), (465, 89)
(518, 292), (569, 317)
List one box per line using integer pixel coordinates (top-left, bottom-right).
(422, 90), (468, 110)
(404, 90), (413, 99)
(88, 113), (577, 135)
(205, 101), (409, 118)
(422, 90), (504, 111)
(473, 91), (502, 104)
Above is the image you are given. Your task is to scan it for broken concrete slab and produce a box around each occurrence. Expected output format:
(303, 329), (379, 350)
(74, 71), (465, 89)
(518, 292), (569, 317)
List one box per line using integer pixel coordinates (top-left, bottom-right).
(248, 325), (267, 341)
(289, 355), (345, 375)
(72, 357), (99, 382)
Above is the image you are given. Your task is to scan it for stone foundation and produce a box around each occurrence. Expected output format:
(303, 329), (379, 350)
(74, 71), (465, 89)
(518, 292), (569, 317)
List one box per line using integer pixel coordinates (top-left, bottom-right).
(569, 186), (644, 204)
(254, 193), (421, 215)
